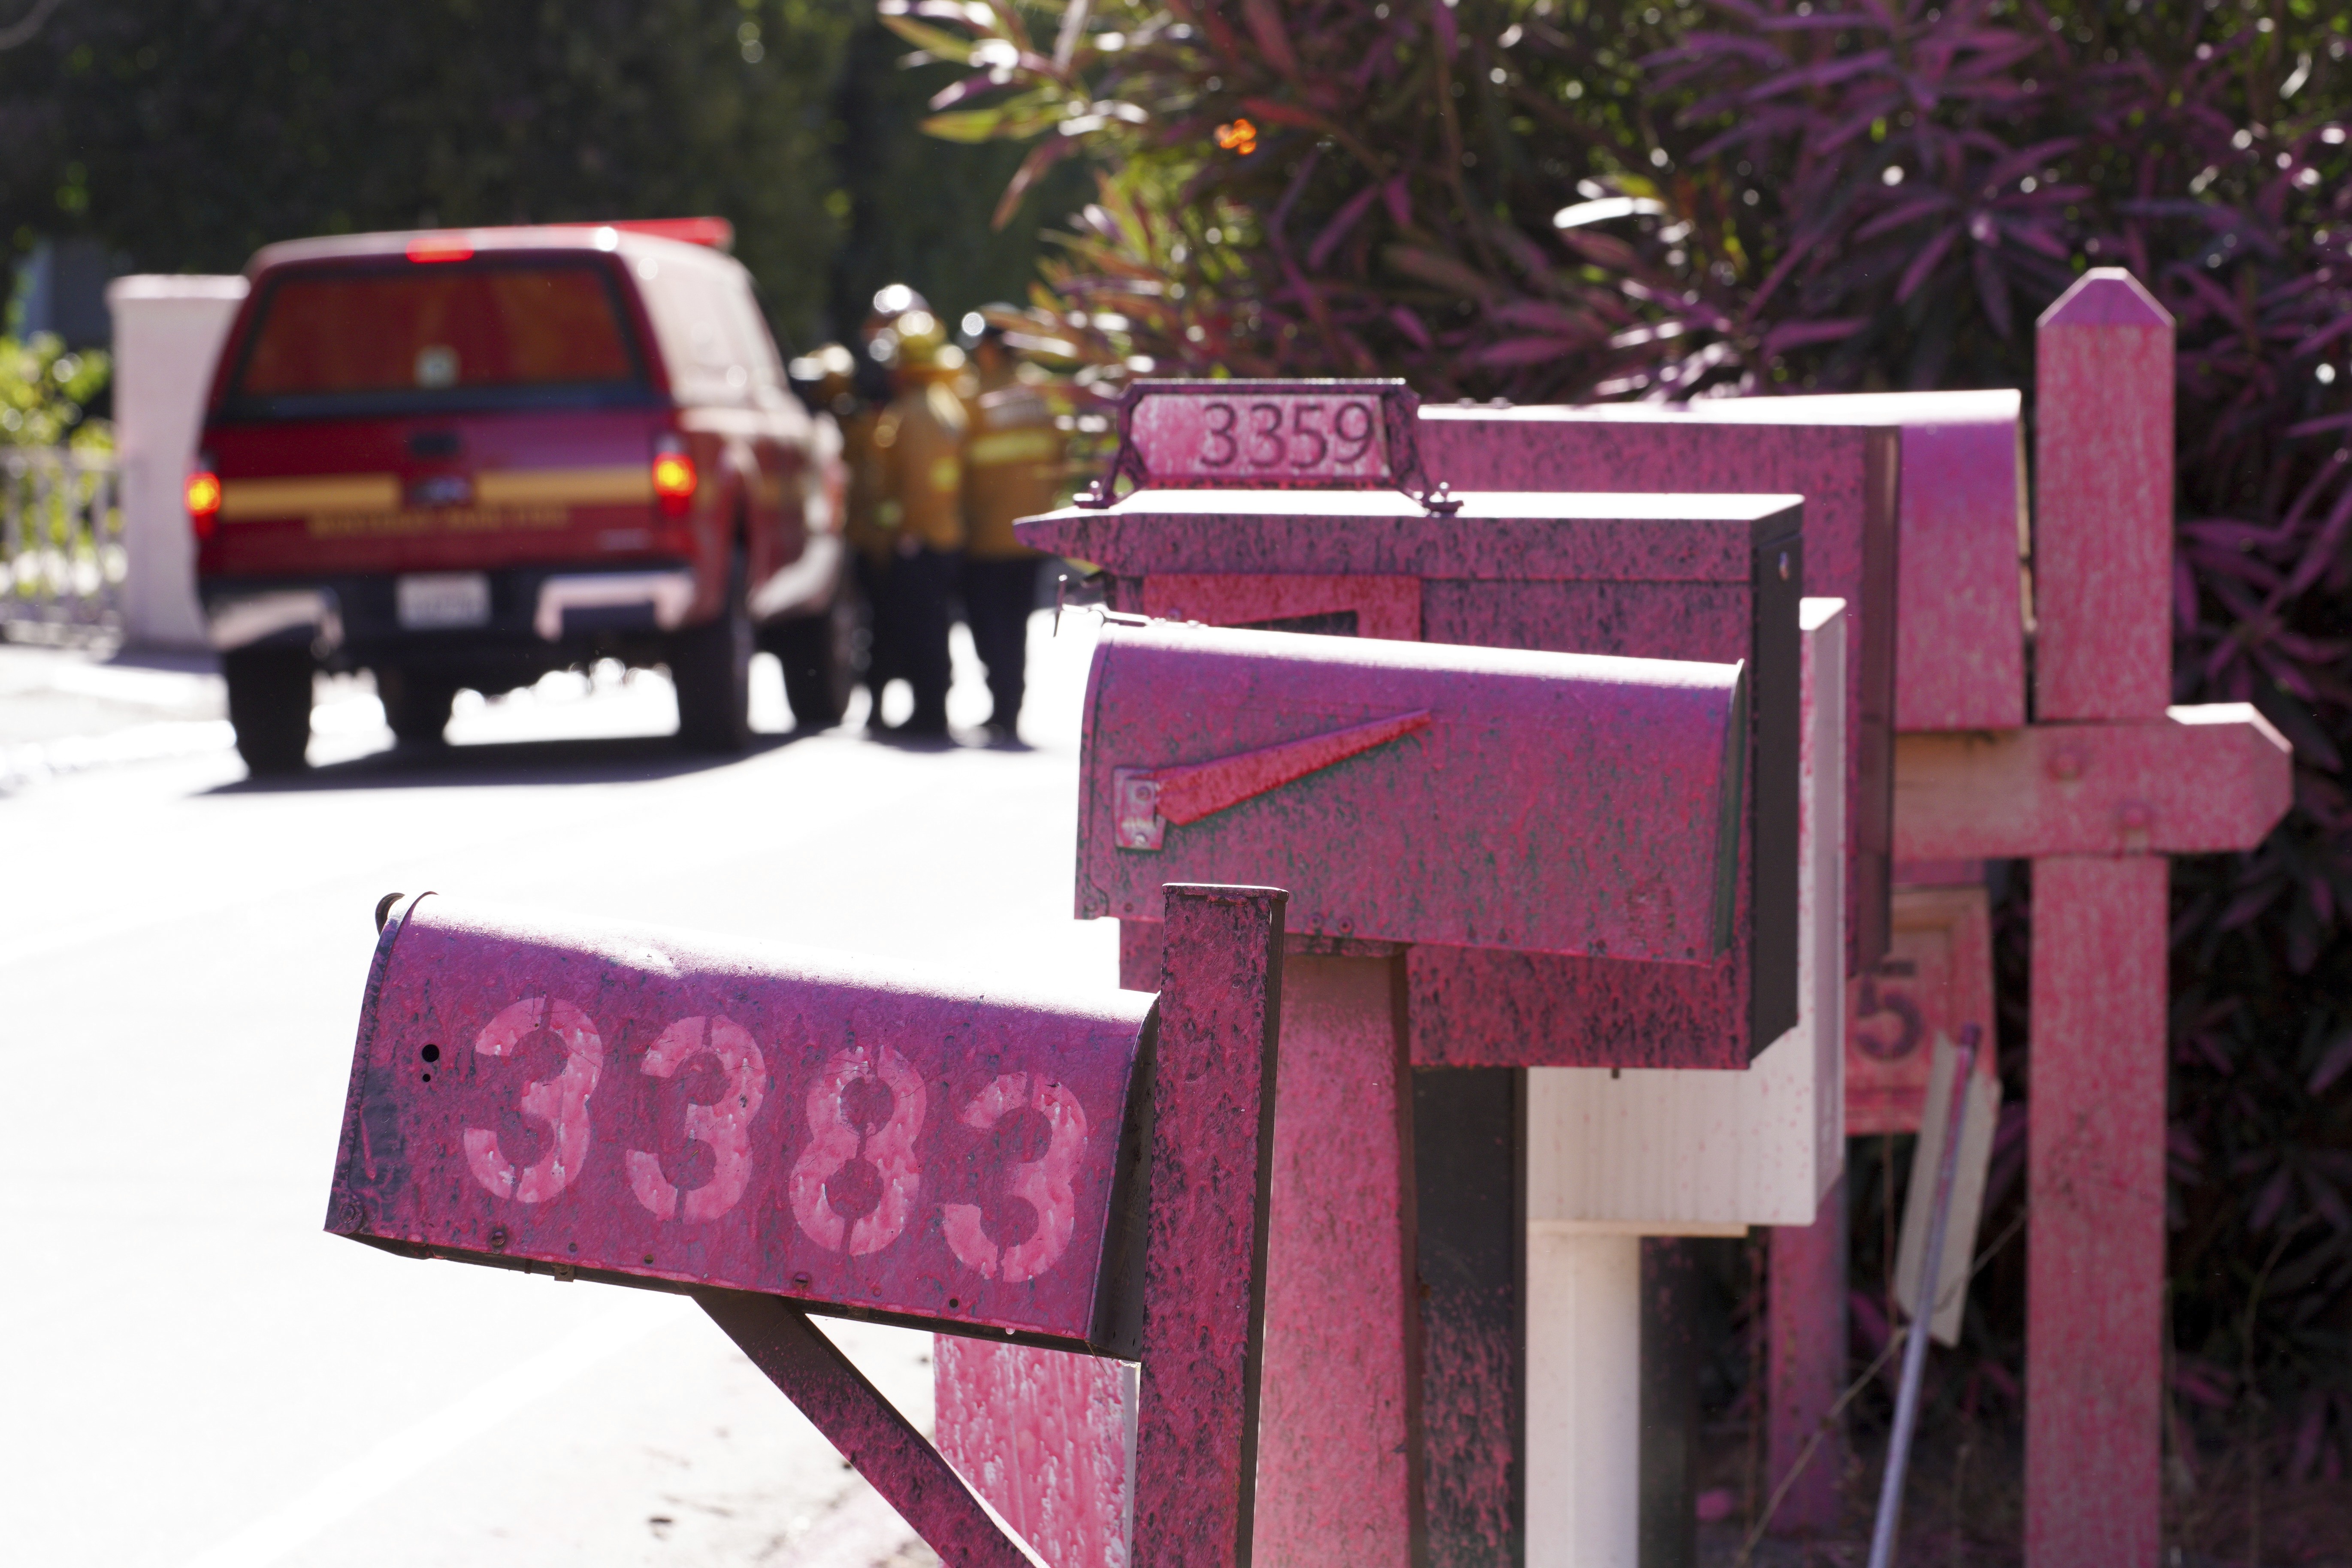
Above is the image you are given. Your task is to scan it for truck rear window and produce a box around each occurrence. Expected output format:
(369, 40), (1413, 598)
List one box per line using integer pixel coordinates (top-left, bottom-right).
(227, 261), (649, 416)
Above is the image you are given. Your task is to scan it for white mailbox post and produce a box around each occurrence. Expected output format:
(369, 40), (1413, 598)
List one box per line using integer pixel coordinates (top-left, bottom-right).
(1525, 598), (1848, 1566)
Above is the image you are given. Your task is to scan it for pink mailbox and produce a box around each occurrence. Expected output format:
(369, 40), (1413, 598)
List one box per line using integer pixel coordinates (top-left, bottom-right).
(1028, 485), (1805, 1069)
(943, 615), (1776, 1568)
(325, 885), (1288, 1568)
(1417, 401), (1909, 973)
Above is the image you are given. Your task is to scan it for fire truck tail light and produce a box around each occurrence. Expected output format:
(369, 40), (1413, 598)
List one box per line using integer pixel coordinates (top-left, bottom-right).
(186, 467), (223, 539)
(653, 444), (697, 518)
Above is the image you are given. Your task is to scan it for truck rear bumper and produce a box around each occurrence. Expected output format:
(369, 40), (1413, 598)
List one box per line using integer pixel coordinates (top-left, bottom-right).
(533, 570), (695, 640)
(200, 563), (698, 667)
(206, 587), (345, 652)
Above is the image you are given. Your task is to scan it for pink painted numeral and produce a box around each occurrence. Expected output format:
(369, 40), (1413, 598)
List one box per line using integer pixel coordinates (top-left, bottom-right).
(788, 1046), (928, 1255)
(940, 1075), (1090, 1284)
(462, 996), (603, 1204)
(626, 1015), (768, 1222)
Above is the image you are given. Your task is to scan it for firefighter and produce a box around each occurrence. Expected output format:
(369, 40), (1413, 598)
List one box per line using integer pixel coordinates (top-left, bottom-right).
(793, 342), (889, 713)
(846, 285), (931, 717)
(957, 309), (1065, 742)
(869, 308), (968, 738)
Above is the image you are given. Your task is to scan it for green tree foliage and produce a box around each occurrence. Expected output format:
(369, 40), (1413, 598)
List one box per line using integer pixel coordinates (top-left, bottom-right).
(828, 10), (1096, 337)
(0, 0), (856, 344)
(0, 333), (110, 450)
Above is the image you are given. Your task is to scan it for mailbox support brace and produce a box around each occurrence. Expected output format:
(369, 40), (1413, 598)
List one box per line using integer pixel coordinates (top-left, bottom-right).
(700, 1291), (1042, 1568)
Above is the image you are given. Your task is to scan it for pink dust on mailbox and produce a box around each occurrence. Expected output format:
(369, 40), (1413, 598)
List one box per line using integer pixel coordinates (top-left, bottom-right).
(326, 893), (1153, 1347)
(1079, 619), (1748, 964)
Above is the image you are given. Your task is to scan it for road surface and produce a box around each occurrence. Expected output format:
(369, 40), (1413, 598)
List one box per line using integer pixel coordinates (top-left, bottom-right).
(0, 616), (1117, 1568)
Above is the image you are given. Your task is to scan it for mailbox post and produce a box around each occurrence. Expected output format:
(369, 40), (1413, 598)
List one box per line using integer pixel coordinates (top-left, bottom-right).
(324, 884), (1288, 1568)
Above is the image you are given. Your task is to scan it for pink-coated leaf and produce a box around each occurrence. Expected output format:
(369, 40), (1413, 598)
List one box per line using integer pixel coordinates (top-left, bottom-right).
(1971, 241), (2013, 336)
(992, 137), (1074, 231)
(1855, 193), (1960, 242)
(1469, 335), (1596, 369)
(1382, 176), (1412, 230)
(1760, 317), (1869, 353)
(1385, 244), (1501, 299)
(928, 72), (1016, 113)
(1308, 183), (1385, 271)
(2290, 1399), (2329, 1481)
(2274, 482), (2352, 604)
(2311, 1031), (2352, 1094)
(1235, 96), (1334, 133)
(2218, 876), (2287, 931)
(2171, 1357), (2237, 1410)
(1428, 0), (1455, 55)
(1896, 224), (1962, 303)
(1555, 228), (1642, 271)
(1242, 0), (1299, 78)
(1388, 305), (1432, 349)
(2301, 1167), (2351, 1233)
(2250, 1166), (2294, 1230)
(1489, 298), (1605, 336)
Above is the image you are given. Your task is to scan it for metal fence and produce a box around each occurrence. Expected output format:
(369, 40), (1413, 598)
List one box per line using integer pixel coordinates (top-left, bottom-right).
(0, 447), (123, 645)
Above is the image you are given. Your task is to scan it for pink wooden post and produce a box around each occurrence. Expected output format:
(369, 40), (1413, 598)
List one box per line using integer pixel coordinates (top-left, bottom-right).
(1880, 269), (2289, 1563)
(1764, 1174), (1848, 1532)
(2024, 268), (2177, 1567)
(1247, 951), (1424, 1561)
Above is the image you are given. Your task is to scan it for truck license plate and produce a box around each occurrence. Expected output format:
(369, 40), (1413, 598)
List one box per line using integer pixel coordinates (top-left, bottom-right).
(396, 573), (490, 630)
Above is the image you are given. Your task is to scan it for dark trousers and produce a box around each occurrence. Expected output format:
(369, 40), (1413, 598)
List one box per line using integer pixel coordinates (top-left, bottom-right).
(962, 556), (1041, 730)
(883, 544), (961, 731)
(853, 551), (896, 699)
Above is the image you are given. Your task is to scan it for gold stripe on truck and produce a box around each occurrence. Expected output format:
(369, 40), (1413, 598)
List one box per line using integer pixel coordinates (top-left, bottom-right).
(475, 466), (653, 507)
(220, 474), (400, 520)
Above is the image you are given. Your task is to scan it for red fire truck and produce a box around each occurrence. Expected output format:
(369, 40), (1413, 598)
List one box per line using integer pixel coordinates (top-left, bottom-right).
(189, 218), (851, 772)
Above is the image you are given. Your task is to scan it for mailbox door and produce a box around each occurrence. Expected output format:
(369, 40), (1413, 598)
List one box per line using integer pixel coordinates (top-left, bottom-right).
(1078, 620), (1747, 968)
(328, 895), (1153, 1350)
(1418, 407), (1896, 972)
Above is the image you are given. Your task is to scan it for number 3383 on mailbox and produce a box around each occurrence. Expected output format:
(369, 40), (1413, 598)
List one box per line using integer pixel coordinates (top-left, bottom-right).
(328, 894), (1156, 1348)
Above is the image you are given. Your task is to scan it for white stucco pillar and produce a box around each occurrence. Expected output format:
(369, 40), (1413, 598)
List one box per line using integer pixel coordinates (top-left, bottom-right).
(105, 275), (247, 650)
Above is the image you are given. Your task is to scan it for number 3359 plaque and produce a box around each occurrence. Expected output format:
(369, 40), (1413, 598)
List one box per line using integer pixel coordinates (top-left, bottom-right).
(1080, 378), (1457, 511)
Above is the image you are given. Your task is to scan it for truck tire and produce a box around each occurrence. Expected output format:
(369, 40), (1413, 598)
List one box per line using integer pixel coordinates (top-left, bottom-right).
(377, 667), (456, 746)
(223, 647), (314, 775)
(773, 588), (859, 731)
(672, 553), (754, 754)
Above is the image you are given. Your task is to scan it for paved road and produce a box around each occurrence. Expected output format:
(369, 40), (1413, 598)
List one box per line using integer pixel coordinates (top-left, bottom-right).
(0, 617), (1116, 1567)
